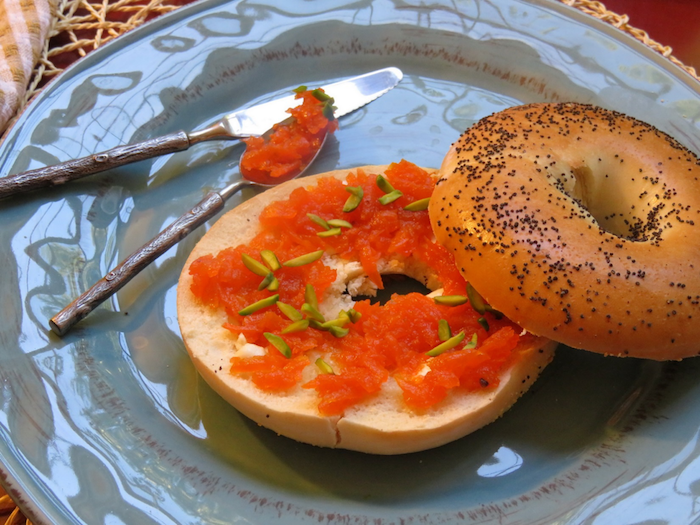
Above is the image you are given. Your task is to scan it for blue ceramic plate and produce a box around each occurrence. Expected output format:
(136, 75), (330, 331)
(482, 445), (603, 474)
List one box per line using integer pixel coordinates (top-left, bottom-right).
(2, 1), (700, 523)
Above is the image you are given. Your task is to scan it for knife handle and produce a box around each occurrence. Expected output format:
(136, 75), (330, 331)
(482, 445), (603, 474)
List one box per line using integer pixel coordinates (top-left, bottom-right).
(49, 188), (231, 336)
(0, 131), (191, 199)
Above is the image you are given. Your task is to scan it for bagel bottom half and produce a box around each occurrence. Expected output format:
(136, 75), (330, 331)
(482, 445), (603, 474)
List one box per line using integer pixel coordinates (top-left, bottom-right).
(177, 165), (556, 454)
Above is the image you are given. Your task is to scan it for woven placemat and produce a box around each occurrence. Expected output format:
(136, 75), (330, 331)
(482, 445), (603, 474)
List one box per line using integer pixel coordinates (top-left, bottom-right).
(31, 0), (187, 85)
(2, 0), (697, 523)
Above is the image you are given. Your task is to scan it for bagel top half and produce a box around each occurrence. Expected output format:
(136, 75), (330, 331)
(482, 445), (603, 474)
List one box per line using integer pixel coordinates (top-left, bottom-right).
(430, 102), (700, 361)
(177, 164), (556, 454)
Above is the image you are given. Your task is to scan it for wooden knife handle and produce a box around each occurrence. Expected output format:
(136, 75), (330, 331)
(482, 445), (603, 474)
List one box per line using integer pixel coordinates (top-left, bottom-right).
(49, 190), (226, 336)
(0, 131), (191, 199)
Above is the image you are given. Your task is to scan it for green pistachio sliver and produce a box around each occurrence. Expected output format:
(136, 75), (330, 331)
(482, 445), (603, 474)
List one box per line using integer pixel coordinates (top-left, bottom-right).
(293, 85), (307, 93)
(326, 219), (353, 229)
(488, 307), (504, 319)
(315, 358), (334, 374)
(464, 333), (478, 349)
(305, 284), (319, 310)
(321, 313), (350, 329)
(301, 302), (325, 322)
(329, 325), (349, 338)
(260, 250), (281, 271)
(283, 249), (324, 267)
(257, 272), (275, 291)
(438, 319), (452, 342)
(276, 301), (303, 321)
(238, 294), (280, 316)
(241, 253), (270, 277)
(343, 194), (362, 212)
(343, 186), (364, 212)
(322, 102), (336, 120)
(343, 195), (362, 213)
(264, 332), (292, 358)
(266, 276), (280, 292)
(404, 197), (431, 211)
(308, 89), (336, 120)
(466, 282), (503, 318)
(281, 319), (310, 334)
(307, 213), (330, 230)
(466, 282), (487, 315)
(478, 317), (490, 331)
(317, 227), (342, 238)
(376, 174), (395, 194)
(311, 88), (333, 102)
(308, 319), (327, 330)
(378, 189), (403, 205)
(347, 308), (362, 323)
(433, 294), (468, 306)
(426, 331), (466, 357)
(345, 185), (364, 197)
(483, 302), (504, 319)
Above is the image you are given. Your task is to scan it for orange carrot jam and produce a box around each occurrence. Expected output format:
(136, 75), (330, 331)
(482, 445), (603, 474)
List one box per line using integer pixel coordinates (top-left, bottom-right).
(240, 89), (339, 184)
(188, 160), (538, 415)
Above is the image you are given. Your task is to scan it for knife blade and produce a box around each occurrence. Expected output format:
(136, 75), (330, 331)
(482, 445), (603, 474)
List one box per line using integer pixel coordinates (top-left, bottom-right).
(0, 67), (403, 200)
(217, 66), (403, 138)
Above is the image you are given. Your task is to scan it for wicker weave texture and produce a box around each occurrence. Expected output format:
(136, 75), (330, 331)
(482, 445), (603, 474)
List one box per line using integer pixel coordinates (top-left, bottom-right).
(28, 0), (186, 96)
(0, 486), (30, 525)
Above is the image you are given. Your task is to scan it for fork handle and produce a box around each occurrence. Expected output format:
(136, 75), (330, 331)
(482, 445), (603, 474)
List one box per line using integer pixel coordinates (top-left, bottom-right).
(0, 131), (191, 199)
(49, 189), (228, 336)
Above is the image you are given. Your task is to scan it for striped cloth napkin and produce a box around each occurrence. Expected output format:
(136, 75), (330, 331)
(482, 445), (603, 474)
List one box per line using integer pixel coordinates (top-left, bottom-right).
(0, 0), (55, 134)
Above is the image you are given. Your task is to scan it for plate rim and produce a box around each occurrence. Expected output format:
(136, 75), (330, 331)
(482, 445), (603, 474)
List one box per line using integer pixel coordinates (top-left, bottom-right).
(2, 0), (700, 523)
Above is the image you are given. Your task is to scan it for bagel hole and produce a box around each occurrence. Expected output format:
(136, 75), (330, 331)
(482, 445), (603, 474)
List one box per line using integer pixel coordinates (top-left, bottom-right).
(351, 274), (431, 305)
(571, 166), (593, 209)
(566, 164), (652, 241)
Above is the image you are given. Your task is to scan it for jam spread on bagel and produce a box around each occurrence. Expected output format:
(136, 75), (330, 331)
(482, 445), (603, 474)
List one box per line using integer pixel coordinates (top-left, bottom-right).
(188, 160), (538, 415)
